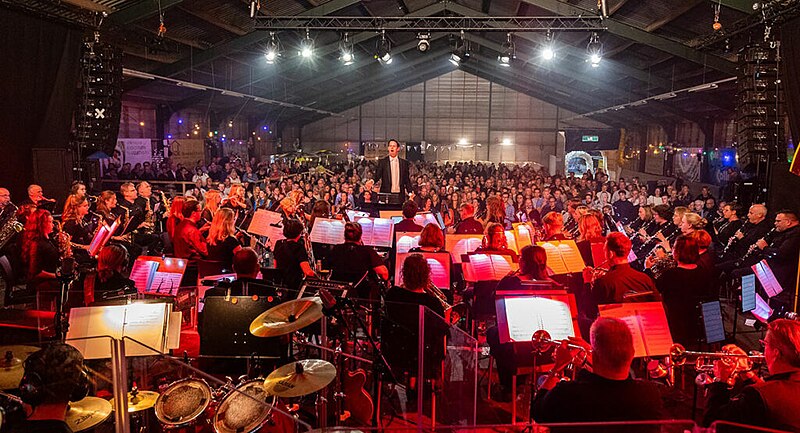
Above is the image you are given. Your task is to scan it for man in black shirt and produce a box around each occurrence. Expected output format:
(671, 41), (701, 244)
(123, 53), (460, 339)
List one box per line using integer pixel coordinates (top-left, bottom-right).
(454, 202), (483, 234)
(273, 219), (315, 293)
(612, 190), (637, 225)
(532, 317), (664, 431)
(588, 232), (658, 312)
(754, 210), (800, 315)
(10, 343), (90, 433)
(326, 222), (388, 298)
(394, 200), (424, 233)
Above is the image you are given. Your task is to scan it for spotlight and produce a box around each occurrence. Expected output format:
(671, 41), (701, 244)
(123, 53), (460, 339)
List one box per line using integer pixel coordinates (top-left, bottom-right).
(541, 30), (555, 61)
(299, 29), (314, 58)
(265, 32), (280, 64)
(450, 31), (470, 66)
(417, 32), (431, 52)
(498, 33), (515, 67)
(339, 32), (355, 65)
(375, 30), (392, 65)
(587, 32), (603, 67)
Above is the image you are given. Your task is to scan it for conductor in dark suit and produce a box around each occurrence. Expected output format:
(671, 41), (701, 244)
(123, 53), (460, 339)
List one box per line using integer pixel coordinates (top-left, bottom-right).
(374, 139), (412, 204)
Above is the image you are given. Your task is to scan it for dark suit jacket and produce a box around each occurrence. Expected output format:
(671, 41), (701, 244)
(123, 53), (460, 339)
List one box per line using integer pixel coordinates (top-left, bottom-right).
(374, 156), (412, 196)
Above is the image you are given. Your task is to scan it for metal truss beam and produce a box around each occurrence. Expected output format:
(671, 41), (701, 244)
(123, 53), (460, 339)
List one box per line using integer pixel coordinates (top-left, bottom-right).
(254, 15), (605, 31)
(689, 0), (800, 48)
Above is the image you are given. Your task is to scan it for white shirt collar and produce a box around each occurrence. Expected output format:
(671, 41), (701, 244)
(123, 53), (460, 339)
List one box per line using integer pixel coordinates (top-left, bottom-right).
(389, 155), (398, 161)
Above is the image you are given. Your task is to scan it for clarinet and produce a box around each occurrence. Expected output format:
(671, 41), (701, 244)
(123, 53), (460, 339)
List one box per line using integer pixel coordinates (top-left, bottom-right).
(723, 222), (751, 256)
(736, 228), (777, 266)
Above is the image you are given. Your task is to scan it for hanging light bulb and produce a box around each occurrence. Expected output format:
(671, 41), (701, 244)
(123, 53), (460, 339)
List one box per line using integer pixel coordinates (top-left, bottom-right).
(339, 32), (355, 65)
(449, 30), (470, 66)
(498, 33), (515, 66)
(541, 30), (555, 60)
(587, 32), (603, 67)
(712, 0), (722, 30)
(265, 32), (280, 64)
(375, 30), (392, 64)
(299, 29), (314, 58)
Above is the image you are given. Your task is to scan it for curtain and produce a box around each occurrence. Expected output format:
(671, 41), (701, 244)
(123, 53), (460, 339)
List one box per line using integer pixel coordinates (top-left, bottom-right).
(0, 7), (82, 198)
(782, 16), (800, 150)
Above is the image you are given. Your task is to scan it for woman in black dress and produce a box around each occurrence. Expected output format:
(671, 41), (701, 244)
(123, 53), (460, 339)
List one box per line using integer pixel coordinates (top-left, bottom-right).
(61, 195), (95, 263)
(21, 209), (60, 294)
(206, 208), (242, 271)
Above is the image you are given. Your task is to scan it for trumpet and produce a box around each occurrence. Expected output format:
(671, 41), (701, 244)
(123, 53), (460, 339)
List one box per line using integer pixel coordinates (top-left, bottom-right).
(669, 344), (764, 386)
(531, 330), (589, 354)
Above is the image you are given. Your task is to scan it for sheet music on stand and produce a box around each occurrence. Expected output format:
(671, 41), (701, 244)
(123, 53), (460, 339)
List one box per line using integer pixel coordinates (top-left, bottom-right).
(247, 209), (285, 247)
(353, 216), (394, 248)
(462, 254), (517, 282)
(751, 260), (784, 298)
(131, 256), (188, 296)
(495, 290), (579, 344)
(88, 219), (119, 257)
(598, 302), (673, 358)
(511, 223), (533, 251)
(309, 218), (345, 245)
(395, 252), (450, 289)
(741, 274), (757, 312)
(536, 240), (585, 274)
(66, 303), (176, 359)
(395, 232), (421, 254)
(413, 212), (442, 229)
(445, 234), (483, 264)
(753, 293), (772, 323)
(346, 210), (370, 221)
(701, 301), (725, 343)
(504, 231), (519, 254)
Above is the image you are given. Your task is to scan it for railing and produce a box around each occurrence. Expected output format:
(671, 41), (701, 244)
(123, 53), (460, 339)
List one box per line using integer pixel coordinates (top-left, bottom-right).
(96, 179), (196, 196)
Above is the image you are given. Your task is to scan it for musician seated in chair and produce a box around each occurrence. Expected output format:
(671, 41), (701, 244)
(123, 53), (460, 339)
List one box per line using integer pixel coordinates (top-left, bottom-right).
(531, 317), (664, 430)
(204, 247), (277, 298)
(10, 343), (90, 433)
(326, 221), (389, 299)
(473, 222), (518, 261)
(382, 253), (445, 386)
(394, 200), (424, 233)
(585, 232), (658, 312)
(84, 244), (135, 305)
(273, 219), (315, 293)
(703, 319), (800, 431)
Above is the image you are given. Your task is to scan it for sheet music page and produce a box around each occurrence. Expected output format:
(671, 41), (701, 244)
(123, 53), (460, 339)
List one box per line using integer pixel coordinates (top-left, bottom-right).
(88, 224), (111, 257)
(166, 312), (182, 349)
(310, 218), (345, 244)
(446, 235), (482, 263)
(538, 242), (569, 274)
(67, 306), (126, 359)
(599, 302), (673, 357)
(515, 225), (533, 250)
(427, 256), (450, 289)
(752, 260), (784, 298)
(489, 255), (516, 279)
(598, 304), (648, 357)
(503, 231), (519, 253)
(466, 254), (494, 282)
(741, 274), (757, 312)
(503, 297), (575, 342)
(396, 233), (420, 253)
(558, 241), (586, 273)
(627, 249), (638, 262)
(247, 210), (282, 237)
(129, 260), (158, 293)
(753, 293), (772, 323)
(414, 213), (440, 228)
(149, 272), (183, 296)
(99, 220), (118, 253)
(355, 217), (376, 246)
(370, 218), (395, 248)
(121, 303), (171, 356)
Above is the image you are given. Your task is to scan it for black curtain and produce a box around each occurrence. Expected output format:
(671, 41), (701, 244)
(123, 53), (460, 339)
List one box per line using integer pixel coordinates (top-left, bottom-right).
(0, 7), (82, 199)
(783, 16), (800, 149)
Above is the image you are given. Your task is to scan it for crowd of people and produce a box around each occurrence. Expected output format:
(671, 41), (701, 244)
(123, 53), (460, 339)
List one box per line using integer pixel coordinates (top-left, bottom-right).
(1, 139), (799, 432)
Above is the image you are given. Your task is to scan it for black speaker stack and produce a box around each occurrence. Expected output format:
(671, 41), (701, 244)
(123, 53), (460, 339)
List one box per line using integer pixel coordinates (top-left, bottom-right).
(73, 33), (122, 160)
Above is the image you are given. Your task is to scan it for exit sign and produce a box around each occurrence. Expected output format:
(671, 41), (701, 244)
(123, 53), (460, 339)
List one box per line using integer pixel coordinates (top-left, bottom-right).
(582, 135), (599, 142)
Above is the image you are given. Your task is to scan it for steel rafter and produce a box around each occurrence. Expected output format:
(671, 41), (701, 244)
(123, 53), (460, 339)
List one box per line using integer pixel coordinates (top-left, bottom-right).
(254, 15), (605, 31)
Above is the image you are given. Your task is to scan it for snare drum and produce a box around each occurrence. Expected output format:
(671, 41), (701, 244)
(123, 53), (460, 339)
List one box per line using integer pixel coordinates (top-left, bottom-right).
(213, 380), (293, 433)
(154, 378), (213, 428)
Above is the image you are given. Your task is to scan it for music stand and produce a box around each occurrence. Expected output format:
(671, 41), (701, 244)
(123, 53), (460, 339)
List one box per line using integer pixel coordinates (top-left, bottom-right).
(495, 290), (580, 344)
(701, 301), (725, 344)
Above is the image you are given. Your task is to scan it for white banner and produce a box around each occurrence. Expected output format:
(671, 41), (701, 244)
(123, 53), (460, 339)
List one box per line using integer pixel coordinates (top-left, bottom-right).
(116, 138), (153, 167)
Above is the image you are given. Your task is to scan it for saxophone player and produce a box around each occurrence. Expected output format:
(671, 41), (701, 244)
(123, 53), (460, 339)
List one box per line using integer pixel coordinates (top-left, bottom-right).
(0, 188), (17, 224)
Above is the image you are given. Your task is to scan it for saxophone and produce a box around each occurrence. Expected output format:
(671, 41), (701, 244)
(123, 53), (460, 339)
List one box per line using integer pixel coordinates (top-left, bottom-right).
(426, 280), (460, 324)
(54, 221), (73, 259)
(141, 198), (154, 234)
(0, 214), (23, 250)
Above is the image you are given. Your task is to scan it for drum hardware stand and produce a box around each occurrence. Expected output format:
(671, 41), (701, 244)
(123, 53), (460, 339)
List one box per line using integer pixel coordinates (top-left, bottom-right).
(54, 257), (78, 340)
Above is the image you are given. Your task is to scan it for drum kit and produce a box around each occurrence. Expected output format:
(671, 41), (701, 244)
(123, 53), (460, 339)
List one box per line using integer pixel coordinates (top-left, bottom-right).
(0, 294), (369, 433)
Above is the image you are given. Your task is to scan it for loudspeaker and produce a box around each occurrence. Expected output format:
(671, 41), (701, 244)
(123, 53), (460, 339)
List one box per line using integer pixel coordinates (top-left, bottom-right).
(768, 162), (800, 213)
(74, 40), (122, 157)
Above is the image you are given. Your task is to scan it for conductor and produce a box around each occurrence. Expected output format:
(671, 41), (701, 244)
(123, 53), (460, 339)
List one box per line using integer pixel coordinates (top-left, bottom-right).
(374, 139), (412, 204)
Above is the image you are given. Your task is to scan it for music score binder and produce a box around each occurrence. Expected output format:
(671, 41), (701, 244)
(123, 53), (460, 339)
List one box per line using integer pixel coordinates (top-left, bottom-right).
(510, 223), (534, 251)
(741, 274), (756, 312)
(598, 302), (673, 358)
(445, 234), (483, 264)
(536, 240), (585, 275)
(247, 209), (285, 246)
(352, 217), (395, 248)
(309, 218), (345, 244)
(751, 260), (784, 298)
(413, 212), (443, 229)
(87, 219), (119, 257)
(495, 290), (579, 344)
(130, 256), (188, 296)
(395, 252), (451, 289)
(462, 254), (517, 282)
(395, 232), (421, 254)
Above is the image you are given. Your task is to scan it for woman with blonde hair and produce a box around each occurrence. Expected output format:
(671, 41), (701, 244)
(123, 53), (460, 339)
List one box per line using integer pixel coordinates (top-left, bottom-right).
(206, 208), (242, 269)
(680, 212), (707, 235)
(200, 189), (222, 233)
(61, 194), (93, 250)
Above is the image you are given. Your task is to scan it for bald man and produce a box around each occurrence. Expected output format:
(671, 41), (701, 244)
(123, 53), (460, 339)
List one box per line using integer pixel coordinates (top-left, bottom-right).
(18, 184), (56, 212)
(721, 204), (770, 260)
(0, 188), (15, 223)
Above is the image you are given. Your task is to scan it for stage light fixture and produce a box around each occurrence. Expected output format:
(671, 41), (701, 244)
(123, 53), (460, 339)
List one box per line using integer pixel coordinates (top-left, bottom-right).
(299, 29), (314, 58)
(498, 33), (515, 67)
(450, 31), (470, 66)
(375, 30), (392, 64)
(417, 32), (431, 52)
(541, 30), (555, 61)
(339, 32), (355, 65)
(265, 32), (280, 64)
(587, 32), (603, 67)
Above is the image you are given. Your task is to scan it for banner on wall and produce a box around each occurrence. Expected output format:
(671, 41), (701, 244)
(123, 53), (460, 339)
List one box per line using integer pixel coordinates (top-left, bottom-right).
(166, 139), (205, 167)
(116, 138), (153, 167)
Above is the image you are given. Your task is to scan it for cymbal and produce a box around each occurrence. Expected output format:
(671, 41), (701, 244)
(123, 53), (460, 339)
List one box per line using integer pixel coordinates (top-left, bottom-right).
(110, 390), (160, 413)
(66, 397), (112, 432)
(0, 345), (39, 390)
(263, 359), (336, 398)
(250, 297), (323, 338)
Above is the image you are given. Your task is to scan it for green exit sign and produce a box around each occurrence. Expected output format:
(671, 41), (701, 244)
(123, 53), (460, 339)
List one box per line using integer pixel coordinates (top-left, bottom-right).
(582, 135), (599, 142)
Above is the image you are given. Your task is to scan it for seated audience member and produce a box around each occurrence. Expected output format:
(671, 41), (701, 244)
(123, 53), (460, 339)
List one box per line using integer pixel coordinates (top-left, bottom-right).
(173, 198), (208, 260)
(703, 319), (800, 431)
(206, 208), (242, 270)
(542, 211), (569, 241)
(532, 317), (664, 429)
(326, 221), (389, 297)
(394, 200), (424, 233)
(10, 344), (90, 433)
(474, 222), (518, 261)
(454, 202), (484, 234)
(273, 219), (315, 292)
(85, 244), (135, 304)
